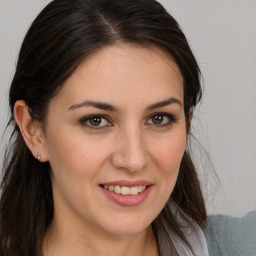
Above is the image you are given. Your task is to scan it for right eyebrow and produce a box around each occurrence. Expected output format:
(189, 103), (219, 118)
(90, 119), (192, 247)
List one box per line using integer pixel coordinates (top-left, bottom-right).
(68, 100), (118, 111)
(146, 97), (182, 111)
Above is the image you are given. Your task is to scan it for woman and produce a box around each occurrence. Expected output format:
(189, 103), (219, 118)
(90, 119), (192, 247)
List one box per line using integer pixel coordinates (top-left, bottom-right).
(0, 0), (209, 255)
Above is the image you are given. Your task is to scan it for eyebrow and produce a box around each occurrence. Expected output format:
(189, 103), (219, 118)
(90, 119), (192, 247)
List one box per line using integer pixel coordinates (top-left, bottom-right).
(68, 97), (182, 111)
(146, 97), (182, 111)
(68, 101), (117, 111)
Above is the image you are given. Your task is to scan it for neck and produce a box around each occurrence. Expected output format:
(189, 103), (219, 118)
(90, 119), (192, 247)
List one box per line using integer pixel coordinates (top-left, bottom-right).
(43, 219), (159, 256)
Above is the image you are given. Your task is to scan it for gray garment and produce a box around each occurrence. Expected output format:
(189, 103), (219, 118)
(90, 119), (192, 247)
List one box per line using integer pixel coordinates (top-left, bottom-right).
(204, 211), (256, 256)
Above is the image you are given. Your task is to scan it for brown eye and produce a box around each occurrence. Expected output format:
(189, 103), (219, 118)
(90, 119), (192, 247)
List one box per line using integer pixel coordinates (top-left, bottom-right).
(151, 114), (164, 124)
(146, 113), (177, 126)
(89, 117), (102, 126)
(80, 115), (111, 129)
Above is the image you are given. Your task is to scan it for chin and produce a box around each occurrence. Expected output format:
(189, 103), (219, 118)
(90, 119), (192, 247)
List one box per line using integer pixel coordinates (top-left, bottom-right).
(99, 213), (155, 236)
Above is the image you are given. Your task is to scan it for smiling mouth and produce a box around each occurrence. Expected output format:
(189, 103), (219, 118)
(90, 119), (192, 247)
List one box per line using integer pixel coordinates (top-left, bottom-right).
(100, 185), (147, 195)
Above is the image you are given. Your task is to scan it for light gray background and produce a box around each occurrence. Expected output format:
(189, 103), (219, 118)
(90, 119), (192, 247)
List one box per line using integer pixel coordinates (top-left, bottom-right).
(0, 0), (255, 216)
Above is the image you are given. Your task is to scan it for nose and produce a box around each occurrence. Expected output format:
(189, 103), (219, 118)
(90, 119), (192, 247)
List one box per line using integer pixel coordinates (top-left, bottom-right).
(111, 127), (149, 173)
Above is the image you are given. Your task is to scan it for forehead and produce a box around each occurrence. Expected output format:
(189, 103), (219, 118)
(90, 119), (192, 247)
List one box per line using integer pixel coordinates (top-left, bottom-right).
(52, 43), (184, 110)
(75, 43), (183, 86)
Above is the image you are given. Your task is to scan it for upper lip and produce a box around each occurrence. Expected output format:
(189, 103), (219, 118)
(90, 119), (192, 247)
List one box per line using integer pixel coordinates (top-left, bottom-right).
(100, 180), (153, 187)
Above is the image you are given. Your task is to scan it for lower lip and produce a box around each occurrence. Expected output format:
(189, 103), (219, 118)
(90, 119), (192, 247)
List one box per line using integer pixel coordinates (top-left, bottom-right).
(100, 186), (152, 206)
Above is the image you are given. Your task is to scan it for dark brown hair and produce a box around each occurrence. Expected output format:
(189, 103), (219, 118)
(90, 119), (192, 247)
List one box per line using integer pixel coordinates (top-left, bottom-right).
(0, 0), (206, 255)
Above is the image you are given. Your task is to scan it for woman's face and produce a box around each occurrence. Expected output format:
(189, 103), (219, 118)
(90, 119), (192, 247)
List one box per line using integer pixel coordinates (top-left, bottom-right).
(42, 44), (186, 236)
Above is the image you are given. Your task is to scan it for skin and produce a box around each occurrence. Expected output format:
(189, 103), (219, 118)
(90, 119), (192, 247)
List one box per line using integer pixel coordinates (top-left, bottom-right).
(14, 44), (187, 256)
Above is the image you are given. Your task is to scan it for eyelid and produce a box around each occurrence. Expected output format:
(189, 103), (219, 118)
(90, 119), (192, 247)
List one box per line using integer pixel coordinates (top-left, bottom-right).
(146, 112), (177, 126)
(79, 112), (177, 130)
(80, 114), (113, 129)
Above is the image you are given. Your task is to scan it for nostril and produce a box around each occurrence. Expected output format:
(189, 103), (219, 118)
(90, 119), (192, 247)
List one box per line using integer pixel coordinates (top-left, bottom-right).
(110, 142), (149, 172)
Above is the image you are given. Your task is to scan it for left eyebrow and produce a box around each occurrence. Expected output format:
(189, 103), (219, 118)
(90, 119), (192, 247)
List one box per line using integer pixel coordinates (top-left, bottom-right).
(146, 97), (182, 111)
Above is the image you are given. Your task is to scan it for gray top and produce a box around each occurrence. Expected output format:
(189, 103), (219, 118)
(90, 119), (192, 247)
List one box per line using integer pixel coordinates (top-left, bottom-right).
(204, 211), (256, 256)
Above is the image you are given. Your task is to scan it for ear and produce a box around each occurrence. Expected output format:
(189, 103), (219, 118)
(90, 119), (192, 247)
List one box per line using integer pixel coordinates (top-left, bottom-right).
(14, 100), (48, 162)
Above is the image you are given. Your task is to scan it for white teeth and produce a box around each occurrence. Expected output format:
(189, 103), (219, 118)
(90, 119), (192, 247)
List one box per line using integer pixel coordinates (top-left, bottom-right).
(121, 186), (130, 195)
(103, 185), (147, 195)
(130, 186), (139, 195)
(138, 185), (146, 192)
(114, 185), (121, 194)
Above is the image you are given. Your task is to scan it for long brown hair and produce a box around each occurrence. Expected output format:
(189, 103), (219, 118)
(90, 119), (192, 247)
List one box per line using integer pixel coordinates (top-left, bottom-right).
(0, 0), (206, 255)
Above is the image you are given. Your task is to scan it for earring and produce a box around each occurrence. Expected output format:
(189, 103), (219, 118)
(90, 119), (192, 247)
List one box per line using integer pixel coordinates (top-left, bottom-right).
(37, 153), (41, 161)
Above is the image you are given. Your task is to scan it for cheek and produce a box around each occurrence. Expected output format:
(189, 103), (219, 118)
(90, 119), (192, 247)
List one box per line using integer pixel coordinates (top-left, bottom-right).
(47, 131), (112, 183)
(150, 128), (187, 195)
(145, 129), (186, 217)
(152, 130), (186, 170)
(46, 132), (112, 210)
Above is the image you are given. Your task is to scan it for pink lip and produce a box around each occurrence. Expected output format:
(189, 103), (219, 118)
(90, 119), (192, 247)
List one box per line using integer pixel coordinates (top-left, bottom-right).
(99, 183), (153, 207)
(100, 180), (152, 187)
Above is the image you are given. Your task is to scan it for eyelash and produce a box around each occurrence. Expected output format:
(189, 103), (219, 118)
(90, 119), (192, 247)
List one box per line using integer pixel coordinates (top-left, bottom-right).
(146, 112), (177, 127)
(80, 115), (112, 130)
(80, 112), (177, 130)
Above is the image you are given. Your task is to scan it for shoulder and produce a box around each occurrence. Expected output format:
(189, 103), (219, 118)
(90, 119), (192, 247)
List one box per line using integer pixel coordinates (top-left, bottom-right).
(203, 211), (256, 256)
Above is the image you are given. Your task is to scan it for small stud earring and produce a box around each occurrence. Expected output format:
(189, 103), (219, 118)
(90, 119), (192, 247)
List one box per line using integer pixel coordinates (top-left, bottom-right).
(37, 153), (41, 161)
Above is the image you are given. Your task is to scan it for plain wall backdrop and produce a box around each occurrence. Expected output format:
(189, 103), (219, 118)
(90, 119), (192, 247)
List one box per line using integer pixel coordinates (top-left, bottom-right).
(0, 0), (255, 217)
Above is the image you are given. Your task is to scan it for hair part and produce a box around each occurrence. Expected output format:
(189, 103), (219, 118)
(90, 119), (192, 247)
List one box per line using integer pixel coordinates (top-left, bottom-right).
(1, 0), (206, 255)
